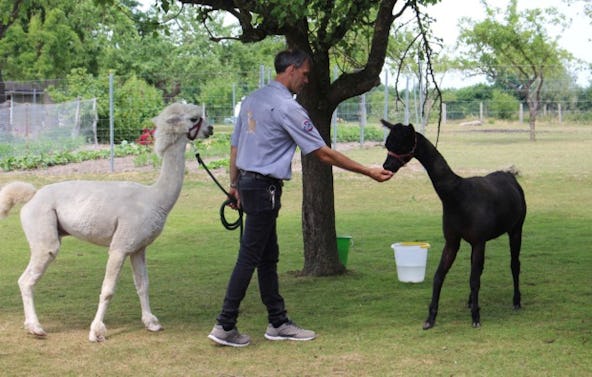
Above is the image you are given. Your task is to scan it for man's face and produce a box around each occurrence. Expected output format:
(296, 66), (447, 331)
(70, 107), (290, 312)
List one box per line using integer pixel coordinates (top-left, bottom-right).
(287, 60), (310, 94)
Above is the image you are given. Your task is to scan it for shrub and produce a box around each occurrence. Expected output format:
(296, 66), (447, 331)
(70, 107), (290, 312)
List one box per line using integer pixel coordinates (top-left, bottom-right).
(335, 124), (385, 142)
(489, 89), (519, 120)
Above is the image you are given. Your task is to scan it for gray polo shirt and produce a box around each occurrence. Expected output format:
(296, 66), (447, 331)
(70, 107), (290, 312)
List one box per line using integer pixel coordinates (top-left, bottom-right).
(231, 81), (326, 180)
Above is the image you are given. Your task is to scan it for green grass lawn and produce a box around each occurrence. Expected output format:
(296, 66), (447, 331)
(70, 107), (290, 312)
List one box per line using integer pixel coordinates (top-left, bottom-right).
(0, 121), (590, 376)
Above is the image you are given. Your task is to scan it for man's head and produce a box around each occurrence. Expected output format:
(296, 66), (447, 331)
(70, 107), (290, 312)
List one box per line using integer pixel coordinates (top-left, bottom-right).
(274, 49), (311, 94)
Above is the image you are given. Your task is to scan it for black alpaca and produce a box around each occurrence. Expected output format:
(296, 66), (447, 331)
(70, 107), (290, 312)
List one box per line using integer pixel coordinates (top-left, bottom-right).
(381, 120), (526, 329)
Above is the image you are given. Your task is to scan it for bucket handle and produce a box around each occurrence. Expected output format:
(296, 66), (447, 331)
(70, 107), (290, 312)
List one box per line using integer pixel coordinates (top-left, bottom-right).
(395, 242), (430, 248)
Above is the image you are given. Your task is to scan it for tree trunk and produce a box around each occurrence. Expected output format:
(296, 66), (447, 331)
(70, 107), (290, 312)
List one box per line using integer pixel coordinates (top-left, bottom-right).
(299, 82), (345, 276)
(301, 153), (345, 275)
(528, 100), (537, 141)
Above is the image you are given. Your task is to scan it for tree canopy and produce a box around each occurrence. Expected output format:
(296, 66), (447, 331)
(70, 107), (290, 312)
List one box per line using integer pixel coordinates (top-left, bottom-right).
(457, 0), (572, 140)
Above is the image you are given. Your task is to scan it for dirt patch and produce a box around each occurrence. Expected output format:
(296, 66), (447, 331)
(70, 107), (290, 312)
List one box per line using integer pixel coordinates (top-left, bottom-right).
(1, 155), (157, 177)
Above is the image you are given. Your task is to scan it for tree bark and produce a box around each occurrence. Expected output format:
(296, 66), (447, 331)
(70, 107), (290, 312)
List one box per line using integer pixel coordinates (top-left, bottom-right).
(301, 153), (345, 275)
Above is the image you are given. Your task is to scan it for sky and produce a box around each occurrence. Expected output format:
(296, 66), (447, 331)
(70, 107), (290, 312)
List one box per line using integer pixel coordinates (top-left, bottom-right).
(424, 0), (592, 87)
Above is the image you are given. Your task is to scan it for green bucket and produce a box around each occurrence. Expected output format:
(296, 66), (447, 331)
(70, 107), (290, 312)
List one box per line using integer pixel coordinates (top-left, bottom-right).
(336, 235), (353, 266)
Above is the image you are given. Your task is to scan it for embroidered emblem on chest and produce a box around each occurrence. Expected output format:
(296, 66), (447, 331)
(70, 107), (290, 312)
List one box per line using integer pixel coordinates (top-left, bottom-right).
(247, 111), (256, 133)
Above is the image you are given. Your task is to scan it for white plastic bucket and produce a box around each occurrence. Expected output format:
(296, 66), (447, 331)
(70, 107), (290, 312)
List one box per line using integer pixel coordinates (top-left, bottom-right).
(391, 242), (430, 283)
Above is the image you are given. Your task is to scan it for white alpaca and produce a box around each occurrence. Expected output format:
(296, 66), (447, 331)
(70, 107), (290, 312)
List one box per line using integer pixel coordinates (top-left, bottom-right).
(0, 102), (212, 342)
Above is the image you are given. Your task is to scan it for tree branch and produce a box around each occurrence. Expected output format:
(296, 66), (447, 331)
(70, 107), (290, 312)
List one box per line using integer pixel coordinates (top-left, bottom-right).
(328, 0), (402, 107)
(0, 0), (25, 39)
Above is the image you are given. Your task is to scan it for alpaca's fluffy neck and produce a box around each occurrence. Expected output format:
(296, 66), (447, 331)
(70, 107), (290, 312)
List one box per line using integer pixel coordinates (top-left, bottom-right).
(152, 137), (187, 213)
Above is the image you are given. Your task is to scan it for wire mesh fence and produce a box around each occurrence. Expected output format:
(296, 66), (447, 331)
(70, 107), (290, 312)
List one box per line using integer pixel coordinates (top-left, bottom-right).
(1, 74), (591, 169)
(0, 98), (98, 158)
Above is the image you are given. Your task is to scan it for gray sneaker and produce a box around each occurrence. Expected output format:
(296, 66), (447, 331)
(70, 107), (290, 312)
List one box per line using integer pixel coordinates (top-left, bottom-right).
(264, 321), (316, 341)
(208, 324), (251, 347)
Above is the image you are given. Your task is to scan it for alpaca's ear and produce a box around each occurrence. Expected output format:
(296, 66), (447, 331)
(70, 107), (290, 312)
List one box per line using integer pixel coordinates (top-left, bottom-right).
(408, 123), (416, 133)
(166, 115), (182, 125)
(380, 119), (393, 130)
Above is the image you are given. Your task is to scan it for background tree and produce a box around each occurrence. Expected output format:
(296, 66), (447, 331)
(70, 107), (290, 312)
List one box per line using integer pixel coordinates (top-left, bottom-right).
(0, 0), (30, 102)
(0, 0), (144, 95)
(125, 2), (284, 117)
(162, 0), (442, 276)
(457, 0), (571, 140)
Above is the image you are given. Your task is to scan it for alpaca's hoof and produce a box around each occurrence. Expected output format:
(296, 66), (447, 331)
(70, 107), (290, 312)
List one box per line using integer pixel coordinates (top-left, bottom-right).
(513, 304), (522, 310)
(423, 321), (434, 330)
(89, 331), (106, 342)
(25, 322), (47, 338)
(146, 322), (163, 332)
(89, 321), (107, 342)
(143, 314), (163, 332)
(472, 321), (481, 328)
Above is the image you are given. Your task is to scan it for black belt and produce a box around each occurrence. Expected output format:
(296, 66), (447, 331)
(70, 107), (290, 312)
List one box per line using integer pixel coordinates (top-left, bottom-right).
(239, 170), (282, 184)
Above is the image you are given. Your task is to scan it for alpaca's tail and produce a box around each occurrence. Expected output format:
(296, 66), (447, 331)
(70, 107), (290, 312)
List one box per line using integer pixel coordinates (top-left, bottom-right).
(0, 181), (36, 219)
(504, 165), (520, 177)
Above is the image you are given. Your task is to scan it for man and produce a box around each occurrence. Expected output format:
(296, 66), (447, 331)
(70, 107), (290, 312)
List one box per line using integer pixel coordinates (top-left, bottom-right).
(208, 48), (393, 347)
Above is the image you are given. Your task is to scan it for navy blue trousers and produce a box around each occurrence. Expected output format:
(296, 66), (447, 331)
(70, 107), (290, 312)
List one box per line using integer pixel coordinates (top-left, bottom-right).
(216, 172), (288, 330)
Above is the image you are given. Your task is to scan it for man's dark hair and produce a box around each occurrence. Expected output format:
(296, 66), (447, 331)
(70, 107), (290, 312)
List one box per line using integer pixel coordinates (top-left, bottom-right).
(274, 49), (311, 74)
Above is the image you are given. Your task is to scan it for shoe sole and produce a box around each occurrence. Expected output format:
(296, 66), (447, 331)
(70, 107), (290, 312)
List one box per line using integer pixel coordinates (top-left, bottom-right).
(264, 333), (316, 341)
(208, 334), (250, 347)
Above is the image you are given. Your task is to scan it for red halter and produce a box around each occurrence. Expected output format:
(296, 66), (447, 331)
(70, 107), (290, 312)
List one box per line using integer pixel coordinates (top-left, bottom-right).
(387, 134), (417, 165)
(187, 117), (203, 140)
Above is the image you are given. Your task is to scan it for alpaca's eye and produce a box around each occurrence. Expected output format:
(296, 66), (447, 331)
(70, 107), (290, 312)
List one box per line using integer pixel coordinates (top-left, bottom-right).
(190, 117), (198, 123)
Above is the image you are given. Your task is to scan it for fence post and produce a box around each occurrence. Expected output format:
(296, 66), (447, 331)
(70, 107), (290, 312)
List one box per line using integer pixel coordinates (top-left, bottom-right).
(519, 103), (523, 123)
(73, 97), (81, 137)
(92, 98), (98, 145)
(442, 102), (447, 125)
(418, 56), (424, 133)
(383, 70), (389, 141)
(9, 96), (14, 127)
(360, 93), (366, 146)
(558, 103), (562, 124)
(404, 75), (410, 124)
(109, 72), (114, 173)
(414, 84), (419, 124)
(232, 83), (236, 118)
(332, 65), (338, 148)
(480, 102), (483, 122)
(259, 65), (265, 88)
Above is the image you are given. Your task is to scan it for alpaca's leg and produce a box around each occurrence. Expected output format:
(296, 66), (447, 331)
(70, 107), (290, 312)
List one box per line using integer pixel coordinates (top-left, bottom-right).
(18, 207), (62, 338)
(18, 242), (59, 337)
(468, 243), (486, 328)
(130, 248), (162, 332)
(509, 228), (522, 310)
(89, 250), (127, 342)
(424, 238), (460, 330)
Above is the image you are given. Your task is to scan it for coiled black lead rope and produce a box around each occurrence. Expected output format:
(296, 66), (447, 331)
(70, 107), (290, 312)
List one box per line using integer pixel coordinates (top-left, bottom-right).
(195, 152), (243, 239)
